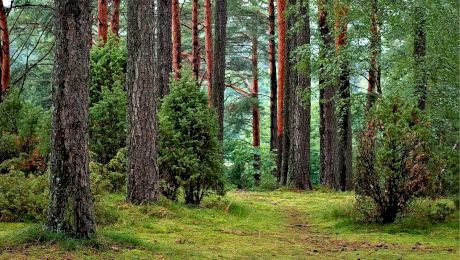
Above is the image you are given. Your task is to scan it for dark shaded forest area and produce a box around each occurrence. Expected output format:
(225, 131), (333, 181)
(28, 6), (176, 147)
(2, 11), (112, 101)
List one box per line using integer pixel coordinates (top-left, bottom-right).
(0, 0), (458, 258)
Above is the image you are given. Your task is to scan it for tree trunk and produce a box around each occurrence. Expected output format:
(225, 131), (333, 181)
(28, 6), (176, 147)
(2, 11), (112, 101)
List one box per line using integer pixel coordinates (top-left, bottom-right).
(335, 3), (353, 191)
(126, 0), (160, 204)
(191, 0), (200, 79)
(318, 0), (338, 189)
(211, 0), (228, 142)
(288, 0), (312, 190)
(251, 36), (261, 185)
(172, 0), (182, 79)
(157, 0), (172, 98)
(276, 0), (286, 182)
(47, 0), (95, 238)
(279, 0), (298, 186)
(414, 3), (427, 111)
(0, 1), (9, 101)
(110, 0), (121, 36)
(367, 0), (381, 111)
(204, 0), (213, 104)
(98, 0), (109, 43)
(268, 0), (278, 152)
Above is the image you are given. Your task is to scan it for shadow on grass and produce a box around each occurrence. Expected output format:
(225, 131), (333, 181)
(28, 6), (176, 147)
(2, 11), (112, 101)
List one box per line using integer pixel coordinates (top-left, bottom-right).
(0, 225), (158, 253)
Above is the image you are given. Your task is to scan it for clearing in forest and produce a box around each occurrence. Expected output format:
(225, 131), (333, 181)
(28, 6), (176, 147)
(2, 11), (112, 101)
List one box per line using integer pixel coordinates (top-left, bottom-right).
(0, 191), (458, 259)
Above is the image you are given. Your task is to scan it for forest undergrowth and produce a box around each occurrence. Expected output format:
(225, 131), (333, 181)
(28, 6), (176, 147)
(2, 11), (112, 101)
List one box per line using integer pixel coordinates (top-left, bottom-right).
(0, 191), (458, 259)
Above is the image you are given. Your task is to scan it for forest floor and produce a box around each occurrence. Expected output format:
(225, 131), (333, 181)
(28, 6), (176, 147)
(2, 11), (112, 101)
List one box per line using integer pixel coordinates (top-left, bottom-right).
(0, 191), (458, 259)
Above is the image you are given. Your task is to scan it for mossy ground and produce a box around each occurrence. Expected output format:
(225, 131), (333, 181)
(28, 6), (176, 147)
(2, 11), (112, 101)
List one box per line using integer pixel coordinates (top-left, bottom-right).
(0, 191), (458, 259)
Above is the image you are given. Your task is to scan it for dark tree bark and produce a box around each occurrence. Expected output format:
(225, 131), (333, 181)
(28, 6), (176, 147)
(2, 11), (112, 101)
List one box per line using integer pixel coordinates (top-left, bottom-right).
(0, 0), (9, 100)
(287, 0), (312, 190)
(46, 0), (95, 238)
(251, 36), (261, 184)
(335, 3), (353, 191)
(414, 3), (427, 111)
(204, 0), (213, 104)
(110, 0), (121, 36)
(367, 0), (381, 111)
(157, 0), (172, 98)
(318, 0), (338, 189)
(126, 0), (160, 204)
(98, 0), (109, 42)
(211, 0), (228, 141)
(191, 0), (200, 79)
(268, 0), (278, 152)
(172, 0), (182, 79)
(276, 0), (287, 182)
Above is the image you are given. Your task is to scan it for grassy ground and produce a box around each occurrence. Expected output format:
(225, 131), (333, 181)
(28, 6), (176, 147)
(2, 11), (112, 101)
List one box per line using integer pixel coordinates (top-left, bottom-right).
(0, 191), (458, 259)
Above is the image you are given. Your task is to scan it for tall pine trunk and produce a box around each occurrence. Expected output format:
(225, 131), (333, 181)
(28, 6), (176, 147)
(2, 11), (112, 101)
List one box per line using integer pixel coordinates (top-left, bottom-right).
(211, 0), (228, 141)
(318, 0), (338, 189)
(251, 36), (261, 184)
(157, 0), (172, 98)
(47, 0), (95, 238)
(414, 2), (427, 111)
(0, 1), (9, 100)
(98, 0), (109, 42)
(367, 0), (381, 111)
(268, 0), (278, 152)
(288, 0), (312, 190)
(204, 0), (213, 104)
(126, 0), (160, 204)
(172, 0), (182, 79)
(276, 0), (287, 182)
(192, 0), (200, 79)
(335, 3), (352, 191)
(110, 0), (121, 36)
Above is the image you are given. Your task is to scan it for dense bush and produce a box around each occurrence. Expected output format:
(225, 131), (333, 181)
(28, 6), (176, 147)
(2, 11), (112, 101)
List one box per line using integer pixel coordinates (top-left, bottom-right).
(0, 172), (49, 222)
(355, 97), (432, 223)
(224, 139), (277, 190)
(0, 94), (50, 174)
(90, 148), (127, 193)
(159, 68), (224, 205)
(90, 36), (127, 164)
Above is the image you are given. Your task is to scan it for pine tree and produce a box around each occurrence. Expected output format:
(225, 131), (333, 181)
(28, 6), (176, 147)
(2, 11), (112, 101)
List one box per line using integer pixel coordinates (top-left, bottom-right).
(47, 0), (95, 238)
(126, 0), (160, 204)
(97, 0), (109, 43)
(0, 0), (9, 100)
(110, 0), (121, 36)
(211, 0), (228, 142)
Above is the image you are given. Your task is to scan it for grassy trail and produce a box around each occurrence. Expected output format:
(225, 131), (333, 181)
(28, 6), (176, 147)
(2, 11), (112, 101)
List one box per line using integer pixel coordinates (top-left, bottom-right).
(0, 191), (458, 259)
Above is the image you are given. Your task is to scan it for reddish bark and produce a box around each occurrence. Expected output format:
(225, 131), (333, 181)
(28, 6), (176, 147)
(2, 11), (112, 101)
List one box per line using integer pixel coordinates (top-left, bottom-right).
(268, 0), (277, 151)
(191, 0), (200, 79)
(251, 36), (261, 184)
(172, 0), (182, 79)
(204, 0), (213, 104)
(110, 0), (121, 36)
(98, 0), (109, 43)
(0, 0), (9, 98)
(276, 0), (286, 139)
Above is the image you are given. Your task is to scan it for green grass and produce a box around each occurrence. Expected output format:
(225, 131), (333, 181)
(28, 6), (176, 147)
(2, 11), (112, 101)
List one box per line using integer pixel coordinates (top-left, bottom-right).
(0, 191), (458, 259)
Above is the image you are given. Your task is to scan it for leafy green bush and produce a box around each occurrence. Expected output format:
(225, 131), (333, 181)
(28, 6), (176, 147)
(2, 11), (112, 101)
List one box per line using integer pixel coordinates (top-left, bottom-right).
(427, 203), (455, 223)
(0, 172), (49, 222)
(90, 35), (127, 105)
(89, 148), (127, 194)
(355, 97), (432, 223)
(90, 36), (127, 164)
(89, 86), (127, 164)
(0, 94), (50, 174)
(159, 68), (224, 205)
